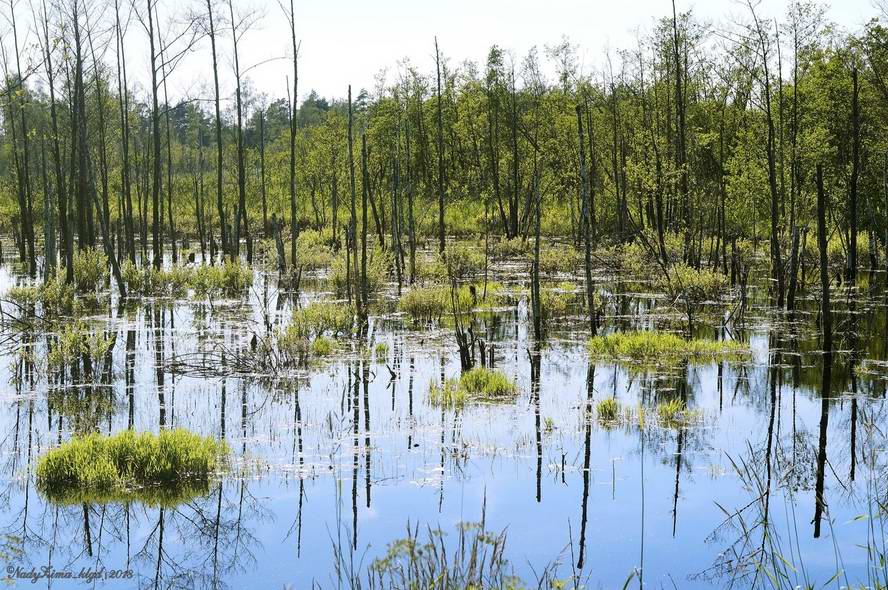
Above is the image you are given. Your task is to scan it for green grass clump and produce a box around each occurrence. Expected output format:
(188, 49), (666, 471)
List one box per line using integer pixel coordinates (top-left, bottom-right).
(587, 331), (748, 364)
(430, 368), (518, 407)
(36, 429), (228, 506)
(311, 336), (335, 356)
(289, 301), (355, 339)
(459, 367), (517, 398)
(399, 286), (449, 322)
(428, 377), (465, 407)
(596, 398), (621, 422)
(656, 398), (700, 428)
(374, 342), (389, 357)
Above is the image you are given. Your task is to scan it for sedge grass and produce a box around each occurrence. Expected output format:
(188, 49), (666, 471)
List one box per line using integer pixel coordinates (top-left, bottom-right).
(588, 331), (748, 365)
(36, 429), (228, 506)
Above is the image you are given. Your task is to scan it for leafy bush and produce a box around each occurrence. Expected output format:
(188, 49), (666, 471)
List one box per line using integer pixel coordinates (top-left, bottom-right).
(122, 261), (193, 298)
(190, 261), (253, 299)
(311, 336), (335, 356)
(296, 229), (335, 270)
(47, 320), (113, 369)
(73, 247), (108, 293)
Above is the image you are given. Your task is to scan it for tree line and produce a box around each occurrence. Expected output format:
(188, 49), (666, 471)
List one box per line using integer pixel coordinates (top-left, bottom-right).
(1, 0), (886, 308)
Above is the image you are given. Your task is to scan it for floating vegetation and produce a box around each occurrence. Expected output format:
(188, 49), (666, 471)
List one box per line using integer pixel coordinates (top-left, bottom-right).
(596, 398), (621, 422)
(587, 331), (748, 365)
(428, 368), (518, 407)
(36, 429), (228, 506)
(374, 342), (389, 358)
(655, 398), (701, 428)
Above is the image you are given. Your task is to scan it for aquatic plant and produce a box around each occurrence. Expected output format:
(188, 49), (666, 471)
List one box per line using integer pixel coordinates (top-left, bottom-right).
(288, 301), (355, 340)
(374, 342), (389, 357)
(36, 429), (228, 506)
(190, 261), (253, 299)
(398, 285), (450, 322)
(655, 398), (701, 428)
(72, 247), (109, 293)
(596, 398), (620, 422)
(429, 368), (518, 407)
(588, 331), (748, 364)
(47, 320), (113, 370)
(122, 261), (193, 298)
(459, 367), (517, 398)
(311, 336), (335, 356)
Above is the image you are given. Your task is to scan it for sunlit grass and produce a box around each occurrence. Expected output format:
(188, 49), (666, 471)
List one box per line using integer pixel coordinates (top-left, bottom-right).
(36, 429), (228, 506)
(588, 331), (748, 364)
(428, 368), (518, 407)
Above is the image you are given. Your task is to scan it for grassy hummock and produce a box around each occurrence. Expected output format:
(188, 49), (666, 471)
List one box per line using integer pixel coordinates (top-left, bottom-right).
(587, 331), (748, 364)
(36, 429), (228, 506)
(429, 367), (518, 407)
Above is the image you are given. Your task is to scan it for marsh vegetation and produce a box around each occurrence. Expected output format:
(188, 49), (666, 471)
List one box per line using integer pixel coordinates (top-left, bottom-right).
(0, 0), (888, 587)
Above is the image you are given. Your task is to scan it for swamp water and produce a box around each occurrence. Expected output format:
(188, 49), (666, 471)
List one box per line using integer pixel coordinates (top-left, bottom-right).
(0, 258), (887, 589)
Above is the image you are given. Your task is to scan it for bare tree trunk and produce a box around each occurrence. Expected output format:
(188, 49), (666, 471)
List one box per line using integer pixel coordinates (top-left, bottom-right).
(848, 66), (860, 285)
(816, 164), (832, 354)
(206, 0), (226, 257)
(435, 38), (446, 256)
(287, 0), (299, 268)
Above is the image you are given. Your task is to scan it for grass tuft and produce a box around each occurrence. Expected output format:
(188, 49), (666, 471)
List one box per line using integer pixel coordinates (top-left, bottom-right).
(588, 331), (748, 364)
(36, 429), (228, 506)
(429, 368), (518, 407)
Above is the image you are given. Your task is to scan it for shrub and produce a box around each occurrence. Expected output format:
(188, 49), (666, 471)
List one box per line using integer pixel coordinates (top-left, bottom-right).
(47, 321), (113, 369)
(190, 261), (253, 299)
(311, 336), (334, 357)
(296, 229), (335, 271)
(536, 246), (582, 276)
(73, 247), (109, 293)
(36, 429), (228, 505)
(122, 261), (193, 298)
